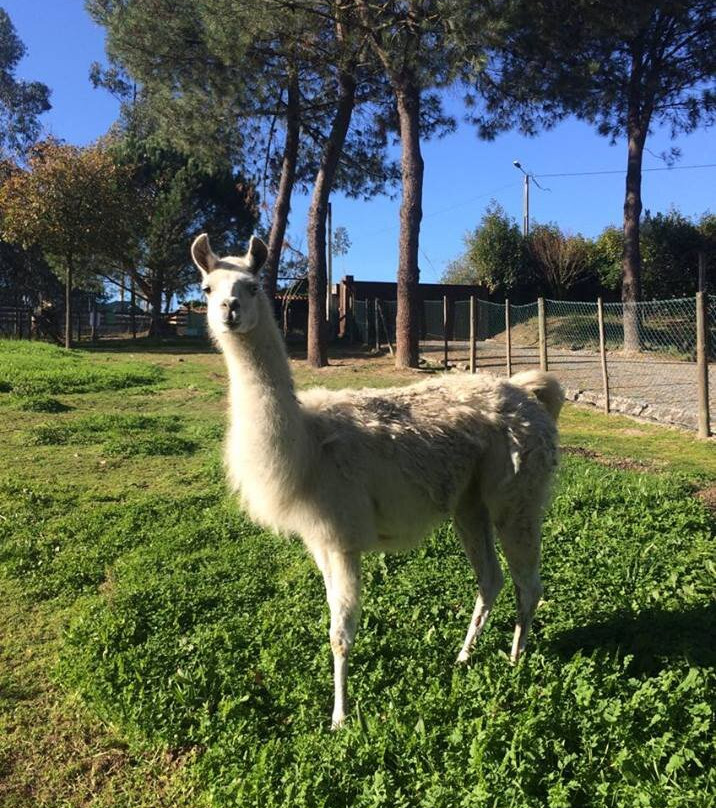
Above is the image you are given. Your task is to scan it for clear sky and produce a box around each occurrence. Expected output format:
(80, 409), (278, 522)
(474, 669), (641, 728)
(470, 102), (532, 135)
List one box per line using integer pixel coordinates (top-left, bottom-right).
(5, 0), (715, 286)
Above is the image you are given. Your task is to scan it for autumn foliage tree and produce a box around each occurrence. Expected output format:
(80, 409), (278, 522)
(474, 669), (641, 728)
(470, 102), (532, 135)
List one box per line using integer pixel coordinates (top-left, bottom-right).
(527, 225), (597, 299)
(0, 139), (138, 347)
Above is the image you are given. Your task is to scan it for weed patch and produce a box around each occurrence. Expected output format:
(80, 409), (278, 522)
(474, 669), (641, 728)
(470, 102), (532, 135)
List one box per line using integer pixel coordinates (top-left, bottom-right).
(12, 394), (72, 413)
(29, 413), (198, 457)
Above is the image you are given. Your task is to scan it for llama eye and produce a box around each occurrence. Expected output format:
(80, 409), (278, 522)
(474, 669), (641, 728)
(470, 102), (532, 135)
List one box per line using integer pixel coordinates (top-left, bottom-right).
(202, 286), (211, 295)
(248, 284), (258, 296)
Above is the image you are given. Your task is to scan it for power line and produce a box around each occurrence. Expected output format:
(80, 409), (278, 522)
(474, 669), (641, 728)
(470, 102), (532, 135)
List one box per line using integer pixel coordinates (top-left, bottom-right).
(535, 163), (716, 178)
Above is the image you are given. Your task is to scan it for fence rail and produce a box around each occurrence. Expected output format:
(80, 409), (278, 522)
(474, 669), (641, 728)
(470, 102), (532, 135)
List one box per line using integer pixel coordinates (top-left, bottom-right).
(355, 294), (714, 437)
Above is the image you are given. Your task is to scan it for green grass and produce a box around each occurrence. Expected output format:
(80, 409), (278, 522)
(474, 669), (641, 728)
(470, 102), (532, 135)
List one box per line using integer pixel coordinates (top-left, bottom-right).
(0, 340), (164, 396)
(0, 338), (714, 807)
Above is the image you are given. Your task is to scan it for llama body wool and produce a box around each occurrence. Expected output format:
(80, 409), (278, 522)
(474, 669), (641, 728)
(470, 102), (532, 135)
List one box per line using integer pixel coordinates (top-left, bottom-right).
(192, 233), (563, 728)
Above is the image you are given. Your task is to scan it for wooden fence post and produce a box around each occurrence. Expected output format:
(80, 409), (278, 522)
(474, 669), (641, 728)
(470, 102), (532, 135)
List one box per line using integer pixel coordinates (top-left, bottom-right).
(469, 295), (476, 374)
(505, 298), (512, 377)
(443, 295), (449, 369)
(538, 297), (548, 371)
(597, 297), (610, 414)
(696, 291), (711, 439)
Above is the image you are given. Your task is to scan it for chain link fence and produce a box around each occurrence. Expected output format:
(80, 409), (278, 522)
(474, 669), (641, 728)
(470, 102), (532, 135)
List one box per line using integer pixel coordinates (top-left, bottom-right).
(354, 294), (714, 435)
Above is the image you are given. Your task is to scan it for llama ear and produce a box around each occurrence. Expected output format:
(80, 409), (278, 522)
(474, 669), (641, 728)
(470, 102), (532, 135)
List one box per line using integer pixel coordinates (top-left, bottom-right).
(244, 235), (268, 275)
(191, 233), (219, 278)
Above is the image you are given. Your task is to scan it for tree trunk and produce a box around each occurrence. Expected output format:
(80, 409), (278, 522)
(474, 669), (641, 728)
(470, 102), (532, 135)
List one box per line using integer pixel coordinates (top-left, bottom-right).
(64, 257), (73, 349)
(90, 293), (97, 342)
(148, 269), (164, 338)
(263, 70), (301, 300)
(307, 70), (357, 368)
(394, 81), (423, 368)
(622, 72), (647, 352)
(130, 279), (137, 339)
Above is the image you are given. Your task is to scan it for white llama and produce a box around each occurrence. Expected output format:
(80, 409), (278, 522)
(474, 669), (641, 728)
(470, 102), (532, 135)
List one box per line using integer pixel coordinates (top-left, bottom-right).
(191, 233), (564, 728)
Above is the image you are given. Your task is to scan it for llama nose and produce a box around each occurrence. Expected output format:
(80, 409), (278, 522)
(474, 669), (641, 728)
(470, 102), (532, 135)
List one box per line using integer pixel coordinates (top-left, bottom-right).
(222, 297), (240, 325)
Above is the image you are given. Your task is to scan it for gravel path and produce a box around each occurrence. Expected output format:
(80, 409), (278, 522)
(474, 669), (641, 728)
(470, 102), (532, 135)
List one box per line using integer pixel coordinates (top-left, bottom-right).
(421, 340), (715, 432)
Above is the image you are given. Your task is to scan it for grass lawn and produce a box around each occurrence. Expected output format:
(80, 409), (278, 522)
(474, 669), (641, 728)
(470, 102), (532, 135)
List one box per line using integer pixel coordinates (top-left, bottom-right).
(0, 338), (713, 807)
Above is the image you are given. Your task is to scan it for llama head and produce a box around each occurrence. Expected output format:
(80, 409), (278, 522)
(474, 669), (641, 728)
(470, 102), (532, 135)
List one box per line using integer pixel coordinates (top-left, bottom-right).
(191, 233), (268, 336)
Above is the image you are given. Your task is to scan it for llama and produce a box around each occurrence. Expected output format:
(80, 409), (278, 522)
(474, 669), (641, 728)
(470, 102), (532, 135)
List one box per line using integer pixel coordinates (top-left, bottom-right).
(191, 233), (564, 728)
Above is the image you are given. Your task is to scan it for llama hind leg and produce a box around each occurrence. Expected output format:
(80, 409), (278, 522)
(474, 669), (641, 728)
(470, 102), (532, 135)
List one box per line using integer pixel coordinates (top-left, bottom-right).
(496, 509), (543, 664)
(454, 497), (504, 664)
(315, 549), (361, 728)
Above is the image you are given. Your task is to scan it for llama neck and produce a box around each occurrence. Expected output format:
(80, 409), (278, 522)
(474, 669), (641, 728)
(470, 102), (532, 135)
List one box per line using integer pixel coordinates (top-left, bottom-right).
(217, 296), (308, 482)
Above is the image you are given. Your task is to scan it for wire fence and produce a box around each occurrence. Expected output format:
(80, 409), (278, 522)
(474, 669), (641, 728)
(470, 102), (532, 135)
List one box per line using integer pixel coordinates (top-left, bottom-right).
(354, 294), (714, 436)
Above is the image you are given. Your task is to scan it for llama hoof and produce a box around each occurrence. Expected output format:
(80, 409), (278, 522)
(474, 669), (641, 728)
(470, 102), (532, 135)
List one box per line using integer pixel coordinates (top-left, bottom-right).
(331, 716), (345, 731)
(456, 649), (471, 665)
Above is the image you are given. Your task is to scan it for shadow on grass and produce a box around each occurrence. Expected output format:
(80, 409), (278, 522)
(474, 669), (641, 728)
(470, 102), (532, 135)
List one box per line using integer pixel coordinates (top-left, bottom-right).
(550, 602), (716, 673)
(77, 336), (381, 362)
(79, 337), (217, 355)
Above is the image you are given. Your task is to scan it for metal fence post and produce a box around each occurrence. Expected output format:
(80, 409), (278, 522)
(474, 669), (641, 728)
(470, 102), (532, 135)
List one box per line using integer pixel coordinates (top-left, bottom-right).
(469, 295), (476, 374)
(443, 295), (449, 369)
(505, 298), (512, 377)
(348, 292), (355, 344)
(597, 297), (610, 414)
(538, 297), (548, 371)
(696, 291), (711, 438)
(374, 298), (381, 352)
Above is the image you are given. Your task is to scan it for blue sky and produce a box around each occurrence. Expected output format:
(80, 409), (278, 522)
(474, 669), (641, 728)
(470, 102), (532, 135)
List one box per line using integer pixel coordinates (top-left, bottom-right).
(5, 0), (715, 286)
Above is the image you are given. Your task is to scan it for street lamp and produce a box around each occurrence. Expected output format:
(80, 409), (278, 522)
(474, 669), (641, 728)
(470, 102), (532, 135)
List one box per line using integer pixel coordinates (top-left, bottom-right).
(513, 160), (530, 236)
(512, 161), (549, 236)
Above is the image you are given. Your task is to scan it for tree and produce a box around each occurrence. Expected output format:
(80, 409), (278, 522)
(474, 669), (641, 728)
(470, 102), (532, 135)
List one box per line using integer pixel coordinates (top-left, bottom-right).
(90, 0), (397, 367)
(471, 0), (716, 348)
(697, 212), (716, 289)
(111, 133), (259, 336)
(354, 0), (457, 367)
(595, 209), (712, 298)
(89, 0), (289, 287)
(302, 2), (398, 367)
(0, 9), (50, 161)
(0, 139), (137, 348)
(640, 208), (702, 298)
(443, 202), (526, 297)
(332, 226), (351, 258)
(593, 226), (625, 293)
(527, 225), (597, 299)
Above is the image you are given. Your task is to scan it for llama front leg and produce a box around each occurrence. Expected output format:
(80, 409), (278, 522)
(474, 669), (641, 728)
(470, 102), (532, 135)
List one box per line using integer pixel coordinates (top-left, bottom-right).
(321, 550), (361, 728)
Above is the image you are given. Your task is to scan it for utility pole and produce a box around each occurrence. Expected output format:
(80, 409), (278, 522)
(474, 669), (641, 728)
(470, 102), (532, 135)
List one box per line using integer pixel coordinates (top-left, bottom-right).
(513, 160), (548, 236)
(513, 160), (529, 236)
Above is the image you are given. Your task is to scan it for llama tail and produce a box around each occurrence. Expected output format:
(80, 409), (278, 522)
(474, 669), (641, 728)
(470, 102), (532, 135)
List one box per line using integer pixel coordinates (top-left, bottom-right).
(510, 370), (565, 421)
